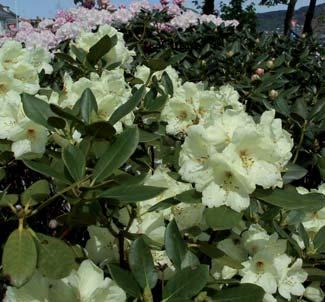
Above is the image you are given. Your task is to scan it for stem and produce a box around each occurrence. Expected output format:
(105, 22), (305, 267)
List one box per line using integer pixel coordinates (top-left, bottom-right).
(293, 120), (308, 164)
(28, 176), (90, 217)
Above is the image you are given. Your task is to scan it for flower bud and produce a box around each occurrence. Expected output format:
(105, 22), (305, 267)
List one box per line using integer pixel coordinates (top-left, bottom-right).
(266, 60), (274, 69)
(49, 219), (59, 229)
(255, 68), (264, 76)
(226, 51), (234, 58)
(269, 89), (279, 100)
(251, 74), (260, 81)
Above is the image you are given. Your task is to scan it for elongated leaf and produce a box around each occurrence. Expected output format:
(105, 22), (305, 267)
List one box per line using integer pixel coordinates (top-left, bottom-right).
(175, 189), (202, 204)
(162, 265), (209, 302)
(107, 264), (141, 298)
(23, 160), (71, 185)
(148, 197), (179, 212)
(0, 194), (18, 207)
(36, 233), (76, 279)
(100, 184), (166, 202)
(204, 206), (242, 230)
(109, 86), (146, 125)
(254, 187), (325, 210)
(87, 35), (117, 66)
(93, 127), (139, 183)
(314, 226), (325, 253)
(22, 180), (50, 206)
(75, 88), (98, 124)
(62, 144), (86, 181)
(85, 121), (116, 139)
(165, 220), (187, 270)
(283, 163), (308, 184)
(161, 71), (174, 97)
(213, 284), (265, 302)
(129, 237), (158, 289)
(21, 93), (55, 128)
(2, 229), (37, 287)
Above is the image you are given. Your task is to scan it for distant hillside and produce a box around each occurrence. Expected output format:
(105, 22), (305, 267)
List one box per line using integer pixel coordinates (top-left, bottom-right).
(257, 3), (325, 33)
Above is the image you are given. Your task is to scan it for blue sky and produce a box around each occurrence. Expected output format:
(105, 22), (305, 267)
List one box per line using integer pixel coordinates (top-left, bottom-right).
(2, 0), (325, 19)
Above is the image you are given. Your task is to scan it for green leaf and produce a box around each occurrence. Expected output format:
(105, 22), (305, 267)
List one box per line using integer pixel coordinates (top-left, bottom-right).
(21, 93), (55, 129)
(93, 127), (139, 183)
(254, 187), (325, 210)
(139, 129), (161, 142)
(145, 93), (168, 111)
(314, 226), (325, 253)
(109, 85), (146, 125)
(107, 264), (141, 298)
(145, 58), (169, 71)
(75, 88), (98, 124)
(35, 233), (76, 279)
(22, 180), (50, 206)
(86, 35), (117, 66)
(297, 223), (309, 250)
(100, 184), (166, 202)
(147, 197), (179, 212)
(23, 160), (71, 185)
(161, 71), (174, 97)
(129, 237), (158, 289)
(85, 121), (116, 139)
(213, 284), (265, 302)
(283, 163), (308, 184)
(162, 265), (209, 302)
(165, 220), (187, 270)
(62, 144), (86, 181)
(175, 189), (202, 204)
(47, 116), (66, 129)
(292, 98), (308, 120)
(2, 229), (37, 287)
(204, 206), (242, 230)
(0, 193), (18, 207)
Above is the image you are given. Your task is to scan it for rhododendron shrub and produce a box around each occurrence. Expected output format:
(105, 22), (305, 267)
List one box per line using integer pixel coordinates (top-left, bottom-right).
(0, 13), (324, 302)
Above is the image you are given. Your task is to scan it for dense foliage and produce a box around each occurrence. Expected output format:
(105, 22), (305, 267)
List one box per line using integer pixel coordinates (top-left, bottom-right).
(0, 4), (324, 302)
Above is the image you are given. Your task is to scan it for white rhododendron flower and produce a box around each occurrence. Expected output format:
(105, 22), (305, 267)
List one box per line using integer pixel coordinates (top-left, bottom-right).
(4, 271), (51, 302)
(59, 69), (132, 132)
(5, 260), (126, 302)
(135, 65), (180, 86)
(304, 282), (325, 302)
(49, 260), (126, 302)
(239, 224), (307, 301)
(130, 166), (192, 242)
(178, 107), (293, 211)
(296, 184), (325, 234)
(85, 225), (119, 264)
(73, 24), (135, 67)
(161, 83), (244, 135)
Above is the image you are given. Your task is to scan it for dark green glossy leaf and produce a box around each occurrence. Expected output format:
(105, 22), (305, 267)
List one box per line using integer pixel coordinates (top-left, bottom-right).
(2, 229), (37, 287)
(100, 184), (166, 202)
(87, 35), (117, 66)
(107, 264), (141, 298)
(129, 237), (158, 289)
(204, 206), (242, 230)
(93, 127), (139, 183)
(109, 85), (146, 125)
(213, 284), (265, 302)
(62, 144), (86, 181)
(162, 265), (209, 302)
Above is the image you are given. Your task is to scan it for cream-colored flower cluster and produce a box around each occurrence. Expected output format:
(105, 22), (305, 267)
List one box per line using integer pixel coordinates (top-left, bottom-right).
(177, 94), (293, 211)
(58, 68), (133, 133)
(0, 25), (134, 159)
(0, 41), (52, 159)
(5, 260), (126, 302)
(213, 224), (308, 302)
(73, 24), (135, 67)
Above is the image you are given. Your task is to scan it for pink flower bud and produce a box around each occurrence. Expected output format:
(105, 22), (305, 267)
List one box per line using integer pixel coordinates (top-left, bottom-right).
(255, 68), (264, 76)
